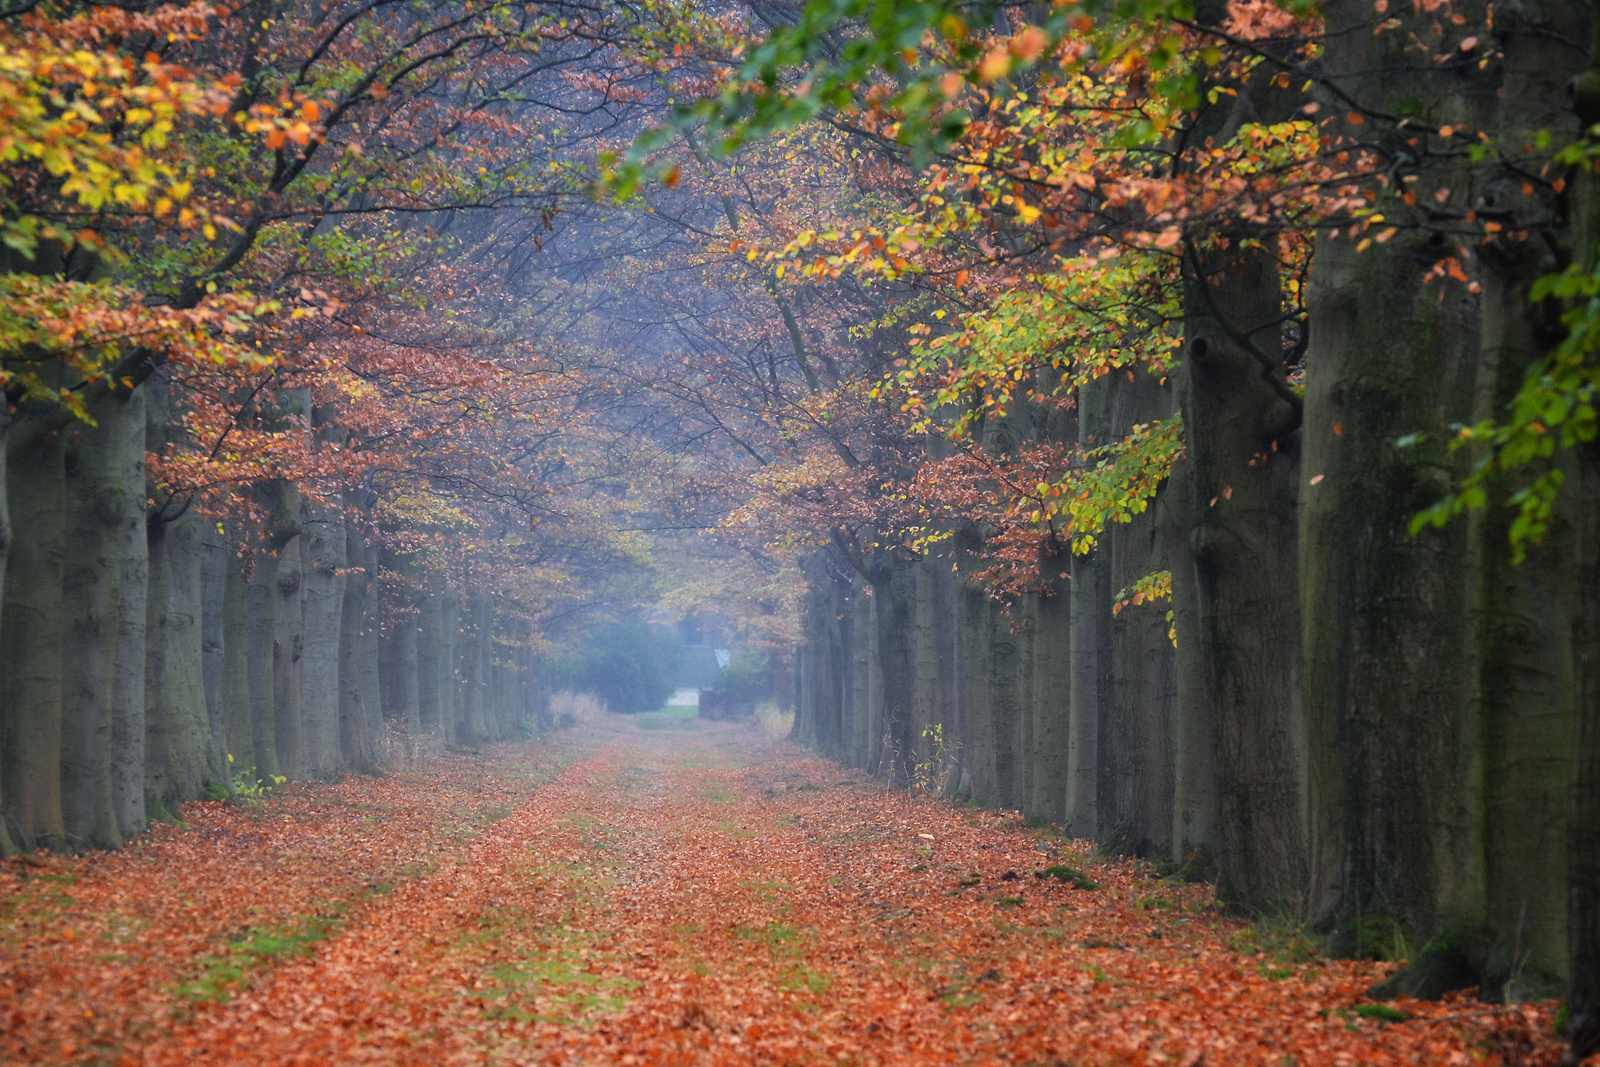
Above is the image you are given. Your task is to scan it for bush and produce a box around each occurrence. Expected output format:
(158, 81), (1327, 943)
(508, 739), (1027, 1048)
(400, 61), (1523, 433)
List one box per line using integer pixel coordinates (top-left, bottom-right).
(557, 621), (681, 714)
(710, 650), (772, 711)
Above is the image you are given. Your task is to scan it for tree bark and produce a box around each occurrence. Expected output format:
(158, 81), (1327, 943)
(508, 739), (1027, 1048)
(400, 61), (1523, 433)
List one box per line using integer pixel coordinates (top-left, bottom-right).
(144, 510), (216, 810)
(59, 399), (128, 850)
(200, 522), (230, 787)
(220, 537), (252, 772)
(273, 533), (306, 778)
(359, 543), (384, 757)
(110, 390), (148, 841)
(1, 415), (68, 851)
(0, 405), (13, 856)
(338, 522), (376, 773)
(298, 503), (345, 778)
(417, 585), (443, 734)
(1181, 244), (1307, 912)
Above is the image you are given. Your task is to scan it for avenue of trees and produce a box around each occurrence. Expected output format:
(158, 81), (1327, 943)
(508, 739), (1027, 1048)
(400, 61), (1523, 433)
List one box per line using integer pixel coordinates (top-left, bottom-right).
(3, 0), (1600, 1057)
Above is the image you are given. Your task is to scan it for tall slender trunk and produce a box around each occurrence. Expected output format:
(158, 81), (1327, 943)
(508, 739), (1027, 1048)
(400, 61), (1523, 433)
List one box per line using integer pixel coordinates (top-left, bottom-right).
(60, 400), (128, 850)
(0, 405), (13, 856)
(110, 391), (148, 841)
(1027, 574), (1071, 824)
(299, 504), (345, 778)
(246, 547), (280, 780)
(1102, 370), (1177, 857)
(1, 415), (68, 851)
(417, 587), (442, 733)
(1066, 380), (1109, 837)
(1181, 245), (1306, 911)
(200, 524), (229, 787)
(144, 510), (215, 810)
(273, 534), (306, 777)
(220, 539), (251, 775)
(359, 543), (384, 758)
(439, 586), (459, 744)
(1573, 440), (1600, 1034)
(387, 603), (422, 736)
(461, 592), (490, 744)
(1162, 454), (1214, 870)
(338, 522), (373, 773)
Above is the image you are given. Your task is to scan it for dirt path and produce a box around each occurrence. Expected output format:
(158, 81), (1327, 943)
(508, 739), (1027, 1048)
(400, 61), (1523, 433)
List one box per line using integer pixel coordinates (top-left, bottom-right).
(1, 718), (1566, 1065)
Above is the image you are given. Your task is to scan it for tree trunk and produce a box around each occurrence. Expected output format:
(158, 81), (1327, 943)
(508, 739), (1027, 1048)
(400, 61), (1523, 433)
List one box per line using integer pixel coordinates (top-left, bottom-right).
(1065, 378), (1110, 838)
(417, 586), (443, 734)
(273, 534), (306, 778)
(338, 522), (375, 773)
(110, 391), (148, 841)
(439, 586), (459, 744)
(299, 504), (345, 779)
(144, 510), (216, 811)
(1162, 453), (1215, 871)
(59, 400), (128, 850)
(1572, 439), (1600, 1037)
(1, 415), (68, 851)
(220, 537), (252, 773)
(200, 523), (229, 787)
(359, 544), (384, 758)
(1182, 245), (1307, 912)
(461, 592), (490, 744)
(1027, 576), (1071, 825)
(246, 545), (281, 780)
(0, 406), (13, 856)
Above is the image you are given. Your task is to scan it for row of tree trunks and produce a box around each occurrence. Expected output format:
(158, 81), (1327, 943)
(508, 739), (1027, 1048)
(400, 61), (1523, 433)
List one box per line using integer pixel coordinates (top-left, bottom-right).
(0, 416), (541, 851)
(795, 0), (1600, 1024)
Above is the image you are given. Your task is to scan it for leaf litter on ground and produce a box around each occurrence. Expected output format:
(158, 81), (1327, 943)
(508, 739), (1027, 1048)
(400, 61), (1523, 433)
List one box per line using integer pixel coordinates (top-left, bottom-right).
(0, 721), (1569, 1066)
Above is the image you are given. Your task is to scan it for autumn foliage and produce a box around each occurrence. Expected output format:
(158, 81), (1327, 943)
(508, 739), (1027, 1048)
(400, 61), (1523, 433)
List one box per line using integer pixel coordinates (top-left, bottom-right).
(0, 723), (1573, 1066)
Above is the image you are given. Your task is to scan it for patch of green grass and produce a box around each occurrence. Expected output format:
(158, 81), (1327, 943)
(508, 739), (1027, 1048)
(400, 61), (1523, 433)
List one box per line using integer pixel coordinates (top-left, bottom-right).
(1346, 914), (1415, 963)
(1036, 864), (1100, 891)
(942, 990), (984, 1008)
(1354, 1003), (1409, 1023)
(1229, 904), (1320, 966)
(995, 896), (1025, 909)
(634, 718), (699, 732)
(174, 915), (339, 1004)
(779, 963), (833, 995)
(482, 936), (641, 1025)
(734, 922), (803, 954)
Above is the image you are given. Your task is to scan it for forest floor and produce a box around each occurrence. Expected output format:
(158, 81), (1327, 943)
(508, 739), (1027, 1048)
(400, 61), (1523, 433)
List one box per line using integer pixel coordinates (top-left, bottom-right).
(0, 714), (1571, 1067)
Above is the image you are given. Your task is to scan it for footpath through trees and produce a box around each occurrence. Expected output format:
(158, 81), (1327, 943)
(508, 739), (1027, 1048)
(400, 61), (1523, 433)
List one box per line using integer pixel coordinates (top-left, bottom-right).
(0, 717), (1568, 1065)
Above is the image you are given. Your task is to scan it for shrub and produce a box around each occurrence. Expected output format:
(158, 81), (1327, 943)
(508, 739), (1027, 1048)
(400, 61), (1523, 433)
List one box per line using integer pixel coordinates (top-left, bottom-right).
(711, 650), (772, 711)
(557, 621), (681, 714)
